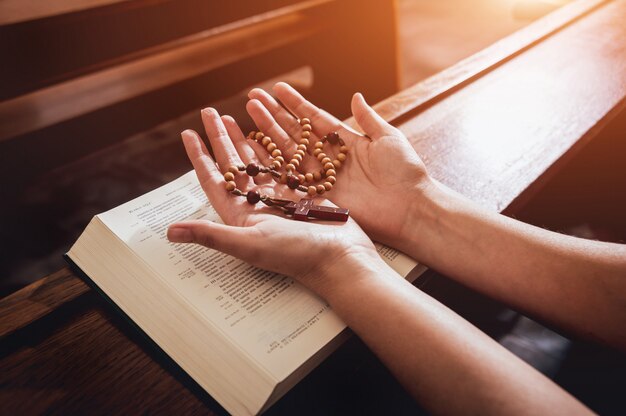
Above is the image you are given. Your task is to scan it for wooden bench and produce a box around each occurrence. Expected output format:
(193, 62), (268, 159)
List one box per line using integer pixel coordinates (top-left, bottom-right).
(0, 0), (399, 201)
(1, 0), (625, 413)
(0, 0), (399, 297)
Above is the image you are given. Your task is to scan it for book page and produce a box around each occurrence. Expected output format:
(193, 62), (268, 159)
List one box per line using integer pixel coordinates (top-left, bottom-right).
(374, 242), (418, 278)
(98, 171), (346, 381)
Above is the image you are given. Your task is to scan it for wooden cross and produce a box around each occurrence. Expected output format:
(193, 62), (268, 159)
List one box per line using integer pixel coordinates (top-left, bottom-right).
(284, 199), (349, 222)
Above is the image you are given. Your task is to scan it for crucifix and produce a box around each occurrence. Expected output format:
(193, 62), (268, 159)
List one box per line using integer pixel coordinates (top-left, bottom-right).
(284, 199), (349, 222)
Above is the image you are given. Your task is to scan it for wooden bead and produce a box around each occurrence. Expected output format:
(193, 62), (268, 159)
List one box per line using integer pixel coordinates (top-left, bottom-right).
(323, 182), (333, 191)
(280, 173), (288, 184)
(300, 118), (311, 125)
(261, 137), (271, 146)
(275, 156), (285, 164)
(340, 145), (349, 153)
(316, 185), (325, 194)
(313, 171), (322, 181)
(292, 154), (303, 162)
(317, 153), (327, 161)
(305, 173), (314, 182)
(255, 132), (265, 140)
(267, 143), (277, 152)
(271, 149), (282, 158)
(246, 190), (261, 204)
(225, 181), (236, 191)
(224, 172), (235, 181)
(332, 160), (342, 169)
(297, 174), (306, 183)
(302, 124), (312, 132)
(326, 131), (339, 144)
(246, 163), (260, 176)
(286, 163), (296, 172)
(313, 148), (323, 157)
(295, 149), (306, 158)
(228, 165), (239, 174)
(302, 131), (311, 139)
(323, 162), (334, 170)
(297, 144), (307, 152)
(287, 175), (300, 189)
(271, 161), (281, 170)
(314, 142), (324, 149)
(321, 157), (332, 165)
(327, 175), (336, 184)
(307, 186), (317, 196)
(337, 152), (346, 162)
(326, 169), (336, 177)
(291, 159), (300, 168)
(300, 138), (310, 146)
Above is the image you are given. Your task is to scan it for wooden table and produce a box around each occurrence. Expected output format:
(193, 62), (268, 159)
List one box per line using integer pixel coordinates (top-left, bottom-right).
(2, 0), (625, 413)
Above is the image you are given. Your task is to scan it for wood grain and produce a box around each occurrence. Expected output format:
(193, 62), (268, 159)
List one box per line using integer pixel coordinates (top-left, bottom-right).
(388, 0), (626, 214)
(0, 267), (89, 339)
(2, 0), (625, 413)
(0, 0), (332, 142)
(0, 293), (219, 415)
(371, 0), (609, 126)
(0, 0), (131, 26)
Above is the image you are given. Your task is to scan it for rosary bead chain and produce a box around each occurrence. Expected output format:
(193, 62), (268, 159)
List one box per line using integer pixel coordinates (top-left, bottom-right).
(224, 185), (296, 214)
(232, 120), (348, 200)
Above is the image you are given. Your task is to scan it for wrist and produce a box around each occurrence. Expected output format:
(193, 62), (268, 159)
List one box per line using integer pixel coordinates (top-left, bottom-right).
(302, 247), (390, 301)
(397, 178), (456, 263)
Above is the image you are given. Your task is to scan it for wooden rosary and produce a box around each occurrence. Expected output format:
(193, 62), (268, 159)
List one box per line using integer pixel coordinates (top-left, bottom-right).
(222, 118), (349, 222)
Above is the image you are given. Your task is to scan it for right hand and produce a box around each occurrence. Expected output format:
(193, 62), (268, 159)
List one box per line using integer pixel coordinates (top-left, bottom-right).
(246, 82), (433, 249)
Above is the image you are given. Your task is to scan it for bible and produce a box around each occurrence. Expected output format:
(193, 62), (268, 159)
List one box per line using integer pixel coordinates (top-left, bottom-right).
(66, 170), (426, 415)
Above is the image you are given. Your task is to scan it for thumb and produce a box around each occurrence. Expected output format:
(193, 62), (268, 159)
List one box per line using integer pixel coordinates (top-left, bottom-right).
(167, 220), (260, 259)
(351, 93), (399, 140)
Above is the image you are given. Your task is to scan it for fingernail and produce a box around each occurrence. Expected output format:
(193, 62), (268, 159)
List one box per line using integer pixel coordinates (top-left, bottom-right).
(168, 226), (193, 243)
(181, 129), (194, 139)
(201, 107), (216, 116)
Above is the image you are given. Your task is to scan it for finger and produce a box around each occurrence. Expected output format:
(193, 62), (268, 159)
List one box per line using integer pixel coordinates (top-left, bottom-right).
(221, 114), (259, 166)
(351, 93), (400, 140)
(221, 115), (272, 185)
(167, 220), (262, 262)
(201, 107), (244, 173)
(246, 99), (297, 158)
(272, 82), (348, 141)
(248, 87), (302, 141)
(181, 130), (230, 212)
(247, 97), (320, 173)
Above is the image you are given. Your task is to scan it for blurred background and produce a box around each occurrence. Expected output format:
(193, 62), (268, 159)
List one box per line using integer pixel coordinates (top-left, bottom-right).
(2, 1), (625, 414)
(0, 0), (573, 296)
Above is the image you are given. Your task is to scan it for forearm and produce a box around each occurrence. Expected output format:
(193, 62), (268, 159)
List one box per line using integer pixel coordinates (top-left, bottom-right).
(399, 179), (626, 348)
(317, 255), (589, 415)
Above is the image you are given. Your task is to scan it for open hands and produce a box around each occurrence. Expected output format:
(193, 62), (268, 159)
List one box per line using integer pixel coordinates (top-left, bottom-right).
(246, 83), (432, 247)
(167, 108), (379, 295)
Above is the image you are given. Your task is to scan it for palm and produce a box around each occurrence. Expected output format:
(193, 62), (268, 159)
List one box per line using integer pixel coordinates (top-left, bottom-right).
(332, 137), (426, 241)
(246, 83), (428, 245)
(175, 113), (375, 283)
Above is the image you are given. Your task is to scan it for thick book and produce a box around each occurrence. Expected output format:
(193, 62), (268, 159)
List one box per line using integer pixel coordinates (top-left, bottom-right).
(66, 171), (427, 415)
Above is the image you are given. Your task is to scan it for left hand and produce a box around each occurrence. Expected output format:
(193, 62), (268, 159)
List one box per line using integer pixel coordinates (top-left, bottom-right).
(245, 83), (433, 250)
(167, 108), (380, 296)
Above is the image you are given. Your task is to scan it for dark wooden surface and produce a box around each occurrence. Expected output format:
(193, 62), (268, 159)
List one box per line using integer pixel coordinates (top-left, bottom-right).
(2, 0), (626, 414)
(0, 0), (399, 202)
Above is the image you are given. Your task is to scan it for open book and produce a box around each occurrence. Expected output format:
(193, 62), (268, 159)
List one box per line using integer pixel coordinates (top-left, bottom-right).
(67, 171), (426, 415)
